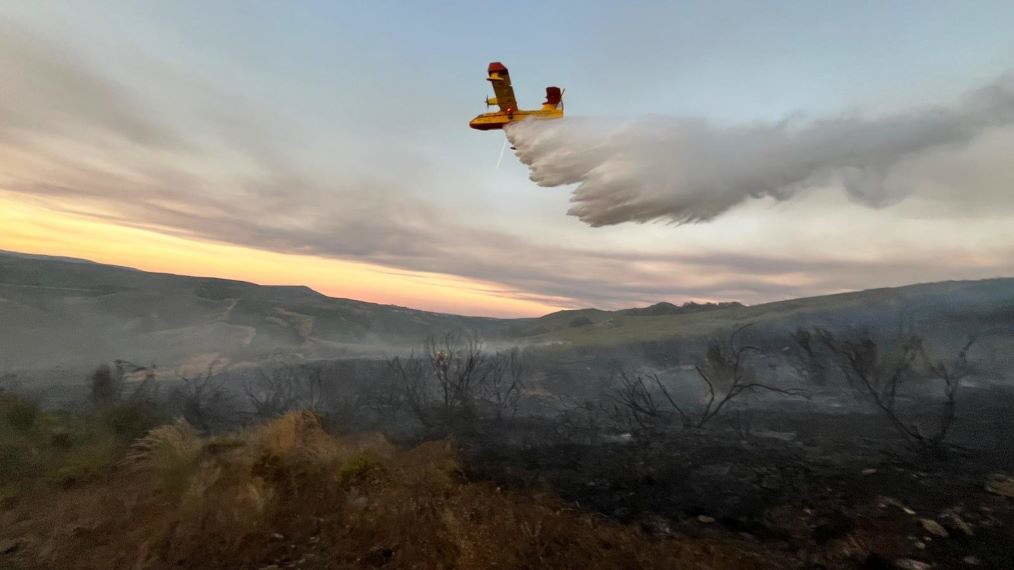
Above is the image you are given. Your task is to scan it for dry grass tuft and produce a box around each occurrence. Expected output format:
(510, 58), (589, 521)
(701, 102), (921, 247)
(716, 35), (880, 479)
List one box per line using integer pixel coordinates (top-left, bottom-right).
(125, 419), (202, 496)
(254, 410), (331, 459)
(1, 410), (785, 569)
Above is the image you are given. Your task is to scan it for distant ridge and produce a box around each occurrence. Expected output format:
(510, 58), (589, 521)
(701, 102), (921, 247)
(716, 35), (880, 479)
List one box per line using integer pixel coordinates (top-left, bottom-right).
(0, 248), (1010, 369)
(0, 249), (97, 265)
(0, 249), (512, 369)
(617, 301), (746, 317)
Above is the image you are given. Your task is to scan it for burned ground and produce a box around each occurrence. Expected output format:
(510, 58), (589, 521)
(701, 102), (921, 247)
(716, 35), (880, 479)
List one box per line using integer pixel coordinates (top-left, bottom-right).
(459, 403), (1014, 569)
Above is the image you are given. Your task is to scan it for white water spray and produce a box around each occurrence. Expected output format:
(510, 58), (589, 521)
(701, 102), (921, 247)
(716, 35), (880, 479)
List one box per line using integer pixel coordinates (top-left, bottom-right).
(505, 73), (1014, 226)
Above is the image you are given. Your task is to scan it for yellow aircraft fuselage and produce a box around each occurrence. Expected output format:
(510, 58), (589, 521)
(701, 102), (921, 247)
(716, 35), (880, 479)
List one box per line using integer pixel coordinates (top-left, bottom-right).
(468, 106), (564, 130)
(469, 62), (563, 130)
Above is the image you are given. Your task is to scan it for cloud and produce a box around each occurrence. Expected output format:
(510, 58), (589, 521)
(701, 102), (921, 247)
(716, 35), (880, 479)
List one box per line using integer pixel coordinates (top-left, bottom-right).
(0, 24), (185, 149)
(505, 73), (1014, 226)
(1, 26), (1012, 313)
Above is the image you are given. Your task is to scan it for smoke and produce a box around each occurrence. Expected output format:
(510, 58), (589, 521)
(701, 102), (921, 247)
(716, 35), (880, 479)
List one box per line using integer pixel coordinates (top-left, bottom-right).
(505, 73), (1014, 226)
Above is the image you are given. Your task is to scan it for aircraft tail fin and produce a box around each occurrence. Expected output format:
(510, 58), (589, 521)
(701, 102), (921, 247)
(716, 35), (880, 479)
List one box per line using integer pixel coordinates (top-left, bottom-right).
(542, 86), (563, 110)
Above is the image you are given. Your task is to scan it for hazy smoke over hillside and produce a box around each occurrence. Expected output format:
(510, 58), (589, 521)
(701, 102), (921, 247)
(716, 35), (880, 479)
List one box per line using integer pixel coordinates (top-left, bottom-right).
(506, 73), (1014, 226)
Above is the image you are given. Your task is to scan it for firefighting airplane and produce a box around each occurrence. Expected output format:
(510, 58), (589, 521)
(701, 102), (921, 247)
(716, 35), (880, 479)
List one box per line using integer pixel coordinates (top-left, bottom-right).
(469, 62), (564, 131)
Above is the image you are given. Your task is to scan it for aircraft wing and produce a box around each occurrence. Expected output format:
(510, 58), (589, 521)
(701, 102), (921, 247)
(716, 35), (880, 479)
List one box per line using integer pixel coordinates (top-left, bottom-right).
(487, 62), (518, 113)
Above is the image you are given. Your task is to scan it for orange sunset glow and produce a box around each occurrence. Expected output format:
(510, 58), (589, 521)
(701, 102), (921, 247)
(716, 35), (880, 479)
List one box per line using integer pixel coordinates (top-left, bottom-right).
(0, 194), (561, 318)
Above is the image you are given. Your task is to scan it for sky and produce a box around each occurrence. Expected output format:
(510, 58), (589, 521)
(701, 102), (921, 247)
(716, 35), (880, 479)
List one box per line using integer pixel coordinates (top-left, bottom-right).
(1, 1), (1013, 317)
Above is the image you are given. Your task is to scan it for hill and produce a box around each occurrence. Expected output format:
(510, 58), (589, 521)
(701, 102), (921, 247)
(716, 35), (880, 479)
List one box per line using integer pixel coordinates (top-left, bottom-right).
(516, 280), (1013, 348)
(1, 249), (1011, 371)
(0, 251), (509, 370)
